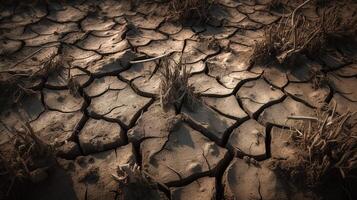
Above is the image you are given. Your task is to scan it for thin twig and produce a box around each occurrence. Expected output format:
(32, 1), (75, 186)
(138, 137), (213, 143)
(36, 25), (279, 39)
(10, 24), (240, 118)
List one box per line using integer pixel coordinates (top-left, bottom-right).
(130, 52), (173, 64)
(288, 115), (319, 121)
(0, 43), (60, 72)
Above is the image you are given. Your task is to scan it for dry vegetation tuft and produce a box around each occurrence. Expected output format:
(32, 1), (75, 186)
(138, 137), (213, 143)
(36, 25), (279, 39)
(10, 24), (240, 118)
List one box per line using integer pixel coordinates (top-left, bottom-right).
(159, 57), (197, 111)
(276, 103), (357, 187)
(0, 54), (63, 109)
(0, 122), (53, 199)
(251, 0), (357, 65)
(267, 0), (287, 11)
(113, 163), (167, 200)
(168, 0), (215, 21)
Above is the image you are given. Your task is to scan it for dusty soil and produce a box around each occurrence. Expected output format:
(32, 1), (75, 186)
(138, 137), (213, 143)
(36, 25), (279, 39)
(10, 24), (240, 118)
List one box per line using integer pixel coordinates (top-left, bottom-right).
(0, 0), (356, 200)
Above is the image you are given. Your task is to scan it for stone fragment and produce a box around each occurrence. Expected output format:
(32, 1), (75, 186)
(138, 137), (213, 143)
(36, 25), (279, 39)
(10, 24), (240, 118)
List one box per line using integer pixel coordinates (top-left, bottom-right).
(79, 119), (126, 154)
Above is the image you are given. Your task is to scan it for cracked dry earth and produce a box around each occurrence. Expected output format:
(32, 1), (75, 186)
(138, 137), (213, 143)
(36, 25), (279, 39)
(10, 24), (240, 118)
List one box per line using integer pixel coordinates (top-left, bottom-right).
(0, 0), (356, 200)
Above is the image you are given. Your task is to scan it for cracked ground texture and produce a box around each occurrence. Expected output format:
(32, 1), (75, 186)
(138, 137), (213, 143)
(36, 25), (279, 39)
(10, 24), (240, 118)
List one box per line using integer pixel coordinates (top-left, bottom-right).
(0, 0), (356, 200)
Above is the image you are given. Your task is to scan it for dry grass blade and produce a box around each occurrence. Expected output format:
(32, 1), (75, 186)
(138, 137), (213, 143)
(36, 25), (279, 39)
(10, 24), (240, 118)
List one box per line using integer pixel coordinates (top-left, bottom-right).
(0, 53), (63, 109)
(0, 120), (53, 199)
(287, 104), (357, 187)
(159, 56), (197, 111)
(168, 0), (215, 21)
(113, 163), (167, 199)
(251, 0), (356, 65)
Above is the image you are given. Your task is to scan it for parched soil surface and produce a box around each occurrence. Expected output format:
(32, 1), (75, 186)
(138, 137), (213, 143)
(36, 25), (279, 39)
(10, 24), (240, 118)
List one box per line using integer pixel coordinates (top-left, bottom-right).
(0, 0), (356, 200)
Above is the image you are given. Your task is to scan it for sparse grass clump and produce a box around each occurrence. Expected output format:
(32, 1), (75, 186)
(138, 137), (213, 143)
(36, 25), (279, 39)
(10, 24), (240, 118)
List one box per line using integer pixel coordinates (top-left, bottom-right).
(267, 0), (287, 11)
(113, 163), (167, 200)
(277, 104), (357, 187)
(169, 0), (215, 21)
(0, 53), (63, 109)
(251, 0), (356, 65)
(0, 122), (53, 199)
(159, 57), (197, 111)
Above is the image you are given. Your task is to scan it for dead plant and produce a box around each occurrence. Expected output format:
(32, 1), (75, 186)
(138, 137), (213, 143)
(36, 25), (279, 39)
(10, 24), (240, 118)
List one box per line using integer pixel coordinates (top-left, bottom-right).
(0, 53), (63, 110)
(112, 163), (167, 200)
(159, 57), (197, 111)
(0, 121), (53, 198)
(251, 0), (356, 65)
(283, 103), (357, 187)
(267, 0), (287, 11)
(168, 0), (215, 21)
